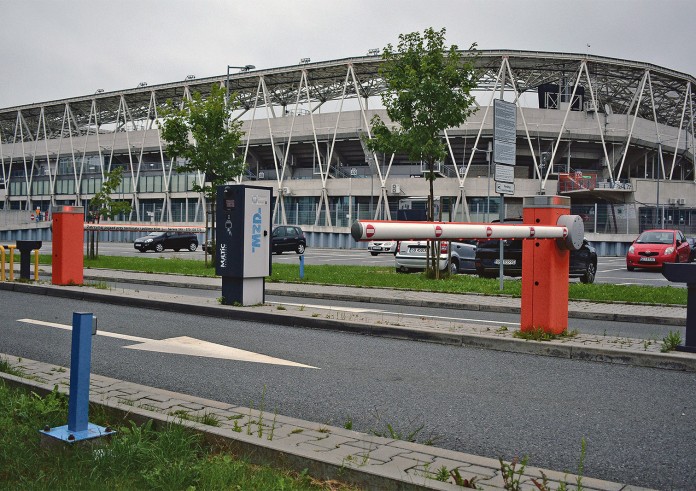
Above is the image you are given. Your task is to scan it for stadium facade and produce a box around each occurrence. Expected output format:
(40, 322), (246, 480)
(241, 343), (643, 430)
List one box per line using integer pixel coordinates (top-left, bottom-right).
(1, 50), (694, 252)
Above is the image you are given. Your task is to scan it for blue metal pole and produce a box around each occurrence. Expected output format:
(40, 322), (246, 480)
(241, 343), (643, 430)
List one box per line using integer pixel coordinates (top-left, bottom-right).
(299, 254), (305, 279)
(68, 312), (93, 433)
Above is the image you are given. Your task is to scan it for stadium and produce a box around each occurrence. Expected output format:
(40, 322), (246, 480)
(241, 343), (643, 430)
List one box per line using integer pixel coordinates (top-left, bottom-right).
(1, 49), (694, 253)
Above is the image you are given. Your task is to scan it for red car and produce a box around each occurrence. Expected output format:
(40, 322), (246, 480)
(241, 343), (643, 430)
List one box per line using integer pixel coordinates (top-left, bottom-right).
(626, 229), (691, 271)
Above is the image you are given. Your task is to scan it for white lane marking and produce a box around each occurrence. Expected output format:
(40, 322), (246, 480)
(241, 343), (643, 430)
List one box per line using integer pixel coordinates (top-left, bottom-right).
(18, 319), (149, 342)
(17, 319), (318, 369)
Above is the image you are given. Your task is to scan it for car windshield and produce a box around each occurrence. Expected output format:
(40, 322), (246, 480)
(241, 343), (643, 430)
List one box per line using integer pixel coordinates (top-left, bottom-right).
(636, 231), (673, 244)
(147, 232), (163, 237)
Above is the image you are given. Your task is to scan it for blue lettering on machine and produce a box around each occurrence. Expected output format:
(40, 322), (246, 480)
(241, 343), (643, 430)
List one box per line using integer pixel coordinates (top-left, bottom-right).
(216, 184), (272, 305)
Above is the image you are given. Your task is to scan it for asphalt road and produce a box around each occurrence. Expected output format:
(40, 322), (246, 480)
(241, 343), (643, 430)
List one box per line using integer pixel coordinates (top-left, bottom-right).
(1, 290), (694, 489)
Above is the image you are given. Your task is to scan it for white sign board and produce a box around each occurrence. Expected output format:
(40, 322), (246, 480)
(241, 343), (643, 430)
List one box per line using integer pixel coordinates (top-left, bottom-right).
(494, 163), (515, 183)
(493, 99), (517, 166)
(495, 182), (515, 195)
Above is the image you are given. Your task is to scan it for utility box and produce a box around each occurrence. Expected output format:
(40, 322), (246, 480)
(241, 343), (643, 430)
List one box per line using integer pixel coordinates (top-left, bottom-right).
(52, 206), (85, 285)
(216, 184), (272, 305)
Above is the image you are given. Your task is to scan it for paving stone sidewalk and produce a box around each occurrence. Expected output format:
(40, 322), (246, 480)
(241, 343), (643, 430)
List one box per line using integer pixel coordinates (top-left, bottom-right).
(0, 354), (655, 491)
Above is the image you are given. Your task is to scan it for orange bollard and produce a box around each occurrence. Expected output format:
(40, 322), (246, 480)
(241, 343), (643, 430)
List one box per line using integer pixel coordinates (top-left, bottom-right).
(521, 196), (571, 335)
(52, 206), (85, 285)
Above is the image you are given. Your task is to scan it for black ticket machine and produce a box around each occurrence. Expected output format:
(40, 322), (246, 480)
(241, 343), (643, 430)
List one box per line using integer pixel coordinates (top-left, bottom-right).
(216, 184), (272, 305)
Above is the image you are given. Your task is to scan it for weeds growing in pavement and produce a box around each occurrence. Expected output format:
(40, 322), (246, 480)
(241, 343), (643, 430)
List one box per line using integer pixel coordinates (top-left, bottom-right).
(499, 456), (528, 490)
(661, 331), (683, 352)
(0, 356), (25, 377)
(513, 327), (579, 342)
(368, 408), (438, 446)
(449, 468), (479, 488)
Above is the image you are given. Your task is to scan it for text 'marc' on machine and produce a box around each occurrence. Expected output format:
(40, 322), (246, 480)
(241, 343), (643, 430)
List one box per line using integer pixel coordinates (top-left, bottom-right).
(215, 184), (272, 306)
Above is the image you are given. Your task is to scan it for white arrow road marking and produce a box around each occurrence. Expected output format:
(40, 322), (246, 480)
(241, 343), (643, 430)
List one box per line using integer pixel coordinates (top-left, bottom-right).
(17, 319), (318, 369)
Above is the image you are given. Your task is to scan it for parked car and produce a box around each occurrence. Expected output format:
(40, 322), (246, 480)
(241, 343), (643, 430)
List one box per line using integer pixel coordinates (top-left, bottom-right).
(394, 240), (477, 274)
(367, 240), (398, 256)
(626, 229), (691, 271)
(687, 237), (696, 262)
(271, 225), (306, 254)
(475, 238), (598, 283)
(133, 231), (198, 253)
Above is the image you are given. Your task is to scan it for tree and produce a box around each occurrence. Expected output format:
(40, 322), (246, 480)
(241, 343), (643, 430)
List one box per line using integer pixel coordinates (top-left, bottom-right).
(87, 167), (132, 259)
(367, 27), (478, 277)
(159, 84), (246, 266)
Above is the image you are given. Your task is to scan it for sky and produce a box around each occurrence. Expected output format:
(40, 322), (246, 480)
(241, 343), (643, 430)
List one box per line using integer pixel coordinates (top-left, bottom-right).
(1, 0), (695, 109)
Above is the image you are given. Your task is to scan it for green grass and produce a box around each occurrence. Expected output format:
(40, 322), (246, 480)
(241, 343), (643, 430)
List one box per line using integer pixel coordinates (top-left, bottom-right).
(38, 254), (688, 306)
(0, 380), (355, 490)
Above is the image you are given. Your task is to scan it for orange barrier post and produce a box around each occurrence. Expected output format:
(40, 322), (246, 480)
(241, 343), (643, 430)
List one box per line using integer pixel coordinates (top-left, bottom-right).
(52, 206), (85, 285)
(521, 196), (571, 335)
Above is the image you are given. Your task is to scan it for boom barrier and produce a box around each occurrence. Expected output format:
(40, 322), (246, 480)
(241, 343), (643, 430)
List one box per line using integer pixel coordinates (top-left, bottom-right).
(351, 195), (585, 335)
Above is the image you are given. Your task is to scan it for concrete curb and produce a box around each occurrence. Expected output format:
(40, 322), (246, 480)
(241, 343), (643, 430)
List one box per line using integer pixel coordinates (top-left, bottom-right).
(2, 281), (695, 372)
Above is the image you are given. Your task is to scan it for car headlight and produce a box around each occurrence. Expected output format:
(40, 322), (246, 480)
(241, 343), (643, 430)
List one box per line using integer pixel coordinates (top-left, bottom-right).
(628, 245), (634, 254)
(145, 238), (153, 243)
(664, 247), (674, 255)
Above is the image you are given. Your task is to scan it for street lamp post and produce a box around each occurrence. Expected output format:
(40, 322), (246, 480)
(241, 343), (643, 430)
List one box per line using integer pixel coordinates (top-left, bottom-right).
(226, 64), (256, 104)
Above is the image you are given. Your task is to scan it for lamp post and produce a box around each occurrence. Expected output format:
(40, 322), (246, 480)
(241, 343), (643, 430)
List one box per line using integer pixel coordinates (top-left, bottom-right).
(226, 64), (256, 104)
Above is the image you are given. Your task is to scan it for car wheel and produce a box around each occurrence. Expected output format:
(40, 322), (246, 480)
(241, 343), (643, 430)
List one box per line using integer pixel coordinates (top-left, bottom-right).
(155, 243), (164, 253)
(627, 265), (634, 271)
(174, 248), (180, 252)
(580, 262), (596, 284)
(396, 266), (411, 273)
(370, 251), (378, 256)
(296, 243), (305, 254)
(188, 242), (197, 252)
(449, 259), (459, 275)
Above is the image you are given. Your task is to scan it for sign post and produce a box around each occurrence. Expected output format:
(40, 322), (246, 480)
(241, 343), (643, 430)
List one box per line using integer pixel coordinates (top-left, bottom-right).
(493, 99), (517, 289)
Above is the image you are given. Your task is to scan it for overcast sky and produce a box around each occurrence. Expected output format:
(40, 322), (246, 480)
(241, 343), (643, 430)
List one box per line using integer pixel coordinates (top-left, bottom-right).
(1, 0), (694, 109)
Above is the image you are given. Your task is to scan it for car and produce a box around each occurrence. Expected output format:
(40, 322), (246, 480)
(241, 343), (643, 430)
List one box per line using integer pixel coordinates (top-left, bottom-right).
(271, 225), (306, 254)
(394, 239), (477, 274)
(475, 237), (598, 283)
(626, 229), (691, 271)
(367, 240), (398, 256)
(687, 237), (696, 262)
(133, 231), (198, 253)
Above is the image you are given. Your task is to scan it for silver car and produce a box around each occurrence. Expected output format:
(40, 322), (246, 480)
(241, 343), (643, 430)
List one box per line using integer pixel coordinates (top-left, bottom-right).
(395, 240), (477, 274)
(394, 240), (448, 273)
(367, 240), (398, 256)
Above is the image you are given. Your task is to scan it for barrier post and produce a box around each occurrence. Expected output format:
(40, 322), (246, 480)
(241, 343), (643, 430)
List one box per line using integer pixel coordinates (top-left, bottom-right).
(521, 195), (571, 335)
(40, 312), (116, 443)
(5, 245), (16, 281)
(16, 240), (42, 280)
(34, 250), (39, 281)
(0, 245), (5, 281)
(299, 254), (305, 279)
(52, 206), (84, 285)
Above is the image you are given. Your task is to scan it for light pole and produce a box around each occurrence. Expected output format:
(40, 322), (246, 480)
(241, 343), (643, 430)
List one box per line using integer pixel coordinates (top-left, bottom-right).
(226, 64), (256, 103)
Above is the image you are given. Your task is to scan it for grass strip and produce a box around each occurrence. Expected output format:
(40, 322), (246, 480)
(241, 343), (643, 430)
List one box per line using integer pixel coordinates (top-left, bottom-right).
(37, 254), (687, 306)
(0, 378), (355, 490)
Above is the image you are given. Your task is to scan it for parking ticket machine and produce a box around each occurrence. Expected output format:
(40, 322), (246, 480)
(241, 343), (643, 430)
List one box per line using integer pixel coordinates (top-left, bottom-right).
(215, 184), (272, 305)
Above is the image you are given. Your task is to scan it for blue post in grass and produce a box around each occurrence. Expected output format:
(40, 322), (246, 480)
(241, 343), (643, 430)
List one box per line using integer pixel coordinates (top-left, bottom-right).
(299, 254), (305, 279)
(68, 312), (92, 432)
(40, 312), (115, 443)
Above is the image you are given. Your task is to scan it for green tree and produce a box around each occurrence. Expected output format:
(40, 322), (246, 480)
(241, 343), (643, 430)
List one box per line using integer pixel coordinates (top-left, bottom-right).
(87, 167), (132, 259)
(159, 84), (246, 265)
(367, 27), (478, 277)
